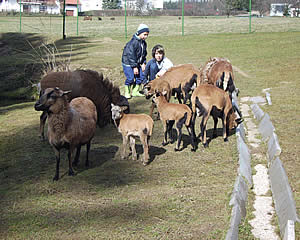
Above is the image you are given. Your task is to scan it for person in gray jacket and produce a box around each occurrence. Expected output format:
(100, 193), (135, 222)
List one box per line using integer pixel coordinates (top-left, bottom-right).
(122, 24), (149, 99)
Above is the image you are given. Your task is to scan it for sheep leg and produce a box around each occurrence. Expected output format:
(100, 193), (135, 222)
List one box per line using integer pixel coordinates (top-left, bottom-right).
(140, 135), (149, 165)
(121, 135), (128, 159)
(39, 111), (47, 140)
(212, 116), (218, 138)
(200, 112), (209, 148)
(222, 117), (229, 142)
(53, 147), (60, 181)
(186, 125), (196, 152)
(162, 120), (168, 146)
(191, 112), (197, 140)
(183, 93), (189, 105)
(67, 148), (75, 176)
(149, 102), (155, 118)
(167, 120), (175, 143)
(177, 92), (182, 104)
(73, 146), (81, 166)
(175, 126), (183, 151)
(129, 136), (137, 161)
(85, 141), (91, 167)
(175, 113), (187, 151)
(183, 88), (189, 104)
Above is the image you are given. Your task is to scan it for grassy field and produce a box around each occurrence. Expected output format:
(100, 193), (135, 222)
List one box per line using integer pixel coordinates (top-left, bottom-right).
(0, 16), (299, 239)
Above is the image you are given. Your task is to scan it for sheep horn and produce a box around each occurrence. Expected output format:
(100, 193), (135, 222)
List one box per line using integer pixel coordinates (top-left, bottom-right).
(235, 118), (244, 125)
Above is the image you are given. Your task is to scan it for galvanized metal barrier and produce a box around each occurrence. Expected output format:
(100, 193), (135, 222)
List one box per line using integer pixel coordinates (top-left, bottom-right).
(226, 95), (299, 239)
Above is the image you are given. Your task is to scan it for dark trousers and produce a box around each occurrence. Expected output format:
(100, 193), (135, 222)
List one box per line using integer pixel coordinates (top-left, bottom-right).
(122, 64), (144, 86)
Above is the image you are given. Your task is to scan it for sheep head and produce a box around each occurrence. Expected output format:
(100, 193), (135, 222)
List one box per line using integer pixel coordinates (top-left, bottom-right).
(228, 110), (243, 130)
(152, 91), (167, 104)
(140, 82), (153, 99)
(34, 87), (71, 112)
(111, 103), (128, 120)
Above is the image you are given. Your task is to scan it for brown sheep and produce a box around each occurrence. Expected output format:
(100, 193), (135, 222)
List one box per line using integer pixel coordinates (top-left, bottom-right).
(34, 87), (97, 181)
(155, 64), (202, 104)
(191, 84), (242, 148)
(111, 103), (154, 165)
(140, 64), (200, 119)
(200, 57), (242, 118)
(84, 16), (92, 21)
(152, 92), (196, 151)
(200, 57), (237, 98)
(38, 69), (127, 140)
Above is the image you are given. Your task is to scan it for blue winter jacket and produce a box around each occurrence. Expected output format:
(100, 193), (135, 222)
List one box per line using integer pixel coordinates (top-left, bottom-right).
(122, 34), (147, 68)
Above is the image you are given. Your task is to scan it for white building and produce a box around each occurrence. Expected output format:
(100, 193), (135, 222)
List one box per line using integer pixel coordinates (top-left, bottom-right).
(270, 3), (291, 17)
(0, 0), (21, 12)
(80, 0), (102, 11)
(0, 0), (60, 14)
(120, 0), (163, 10)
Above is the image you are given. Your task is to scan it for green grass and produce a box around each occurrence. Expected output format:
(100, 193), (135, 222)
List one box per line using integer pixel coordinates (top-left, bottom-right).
(0, 16), (299, 239)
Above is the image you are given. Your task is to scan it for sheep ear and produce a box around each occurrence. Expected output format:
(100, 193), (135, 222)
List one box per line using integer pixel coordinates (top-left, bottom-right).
(162, 90), (167, 96)
(111, 103), (115, 108)
(235, 118), (244, 125)
(62, 90), (72, 96)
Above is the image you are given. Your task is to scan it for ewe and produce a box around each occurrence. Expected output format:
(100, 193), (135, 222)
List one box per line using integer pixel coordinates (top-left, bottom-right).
(34, 87), (97, 181)
(38, 69), (127, 140)
(191, 84), (242, 148)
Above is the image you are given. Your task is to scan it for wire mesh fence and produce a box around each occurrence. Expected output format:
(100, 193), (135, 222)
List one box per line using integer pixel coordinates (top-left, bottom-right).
(1, 15), (300, 39)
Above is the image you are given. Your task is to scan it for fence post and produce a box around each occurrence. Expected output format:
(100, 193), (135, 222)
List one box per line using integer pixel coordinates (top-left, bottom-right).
(63, 0), (66, 39)
(249, 0), (252, 33)
(19, 1), (21, 33)
(182, 0), (184, 36)
(125, 0), (127, 39)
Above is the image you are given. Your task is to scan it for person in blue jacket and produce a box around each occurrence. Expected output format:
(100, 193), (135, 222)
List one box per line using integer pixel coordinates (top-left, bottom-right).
(121, 24), (149, 99)
(143, 44), (173, 84)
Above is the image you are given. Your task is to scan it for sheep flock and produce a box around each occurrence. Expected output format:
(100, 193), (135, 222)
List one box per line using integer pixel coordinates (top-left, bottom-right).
(34, 57), (243, 180)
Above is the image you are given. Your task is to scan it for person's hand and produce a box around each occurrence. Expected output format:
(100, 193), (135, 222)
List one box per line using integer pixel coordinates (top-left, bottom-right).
(141, 63), (146, 72)
(133, 67), (139, 75)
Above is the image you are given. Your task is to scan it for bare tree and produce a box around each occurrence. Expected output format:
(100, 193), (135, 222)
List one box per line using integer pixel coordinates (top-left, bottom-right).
(136, 0), (146, 15)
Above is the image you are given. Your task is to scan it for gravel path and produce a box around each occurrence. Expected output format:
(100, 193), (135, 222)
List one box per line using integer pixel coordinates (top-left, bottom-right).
(240, 97), (279, 240)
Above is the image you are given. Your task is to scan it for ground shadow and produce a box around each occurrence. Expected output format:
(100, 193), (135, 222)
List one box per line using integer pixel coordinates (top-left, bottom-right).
(0, 32), (95, 102)
(134, 144), (166, 165)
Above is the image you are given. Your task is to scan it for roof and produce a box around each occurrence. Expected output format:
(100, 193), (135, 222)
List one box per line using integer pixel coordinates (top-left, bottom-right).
(65, 0), (81, 5)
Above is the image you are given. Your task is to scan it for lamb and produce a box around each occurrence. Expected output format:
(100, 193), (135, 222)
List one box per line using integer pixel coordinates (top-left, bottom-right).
(34, 87), (97, 181)
(191, 84), (242, 148)
(38, 69), (127, 140)
(140, 64), (200, 118)
(152, 92), (196, 151)
(141, 79), (171, 118)
(111, 103), (154, 165)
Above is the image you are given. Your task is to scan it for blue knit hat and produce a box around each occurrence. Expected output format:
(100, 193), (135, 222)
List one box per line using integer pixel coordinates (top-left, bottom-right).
(136, 24), (150, 35)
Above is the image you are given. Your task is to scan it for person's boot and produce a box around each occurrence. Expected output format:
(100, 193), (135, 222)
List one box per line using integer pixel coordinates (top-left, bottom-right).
(131, 84), (144, 97)
(124, 85), (131, 99)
